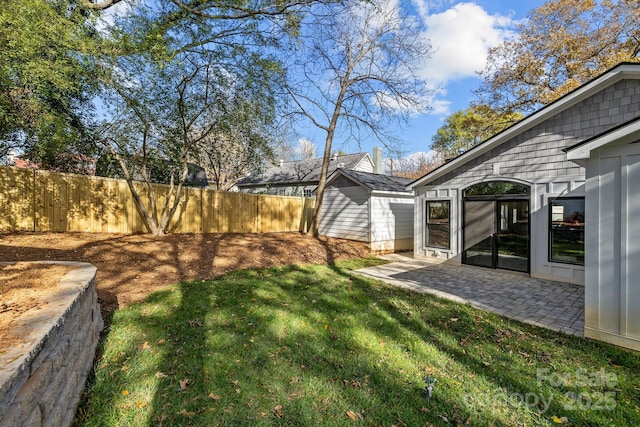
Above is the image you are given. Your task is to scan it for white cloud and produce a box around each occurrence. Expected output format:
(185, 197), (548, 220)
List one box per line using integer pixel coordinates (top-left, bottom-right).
(428, 97), (452, 116)
(95, 0), (137, 34)
(408, 2), (521, 118)
(419, 2), (518, 83)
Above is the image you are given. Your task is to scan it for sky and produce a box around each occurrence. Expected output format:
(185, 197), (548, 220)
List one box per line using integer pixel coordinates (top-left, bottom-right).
(296, 0), (549, 162)
(98, 0), (549, 163)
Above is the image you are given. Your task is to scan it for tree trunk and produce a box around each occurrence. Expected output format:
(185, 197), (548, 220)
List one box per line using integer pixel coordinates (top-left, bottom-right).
(309, 131), (334, 236)
(308, 89), (346, 237)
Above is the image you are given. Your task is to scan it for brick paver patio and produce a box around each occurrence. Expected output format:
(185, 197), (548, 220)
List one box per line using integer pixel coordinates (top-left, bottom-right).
(355, 253), (585, 336)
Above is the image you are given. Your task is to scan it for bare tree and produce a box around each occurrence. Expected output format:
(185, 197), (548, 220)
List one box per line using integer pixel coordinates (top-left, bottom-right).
(194, 105), (276, 191)
(386, 152), (441, 179)
(285, 0), (433, 235)
(297, 138), (318, 160)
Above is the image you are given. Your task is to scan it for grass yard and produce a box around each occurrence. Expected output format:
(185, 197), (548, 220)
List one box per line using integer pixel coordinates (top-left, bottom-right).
(76, 259), (640, 426)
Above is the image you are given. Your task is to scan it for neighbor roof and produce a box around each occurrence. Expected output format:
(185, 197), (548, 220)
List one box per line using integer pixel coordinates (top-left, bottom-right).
(235, 153), (372, 187)
(408, 62), (640, 189)
(326, 168), (414, 193)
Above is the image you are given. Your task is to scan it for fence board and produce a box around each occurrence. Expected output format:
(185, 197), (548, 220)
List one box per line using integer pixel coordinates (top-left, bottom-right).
(0, 167), (34, 231)
(0, 166), (314, 234)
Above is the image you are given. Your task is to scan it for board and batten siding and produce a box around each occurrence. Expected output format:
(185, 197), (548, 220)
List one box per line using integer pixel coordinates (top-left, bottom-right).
(584, 140), (640, 351)
(318, 186), (369, 242)
(414, 75), (640, 284)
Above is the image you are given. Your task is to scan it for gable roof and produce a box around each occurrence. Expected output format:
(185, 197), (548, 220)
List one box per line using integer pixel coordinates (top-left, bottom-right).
(235, 152), (372, 187)
(565, 115), (640, 161)
(326, 168), (413, 193)
(408, 62), (640, 189)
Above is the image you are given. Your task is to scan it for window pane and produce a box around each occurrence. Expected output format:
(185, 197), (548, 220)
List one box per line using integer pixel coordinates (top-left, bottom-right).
(549, 198), (585, 265)
(428, 201), (449, 222)
(426, 201), (450, 249)
(463, 181), (529, 197)
(427, 224), (450, 249)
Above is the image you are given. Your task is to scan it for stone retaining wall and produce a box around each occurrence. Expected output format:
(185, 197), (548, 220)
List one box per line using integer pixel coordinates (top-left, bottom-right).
(0, 262), (103, 427)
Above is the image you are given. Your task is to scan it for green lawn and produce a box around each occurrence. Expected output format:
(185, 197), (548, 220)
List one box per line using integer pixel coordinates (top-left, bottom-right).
(76, 259), (640, 426)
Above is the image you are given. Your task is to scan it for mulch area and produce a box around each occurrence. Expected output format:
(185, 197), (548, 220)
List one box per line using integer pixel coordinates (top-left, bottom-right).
(0, 232), (371, 318)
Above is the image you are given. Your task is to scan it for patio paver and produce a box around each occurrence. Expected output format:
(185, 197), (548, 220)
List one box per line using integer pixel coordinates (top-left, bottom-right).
(355, 253), (585, 336)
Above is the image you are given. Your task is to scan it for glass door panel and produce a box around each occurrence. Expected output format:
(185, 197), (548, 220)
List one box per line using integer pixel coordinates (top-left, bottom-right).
(496, 200), (529, 272)
(463, 200), (495, 268)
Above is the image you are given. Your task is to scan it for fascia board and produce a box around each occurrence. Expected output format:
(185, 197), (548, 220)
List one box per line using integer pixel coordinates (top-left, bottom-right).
(409, 64), (640, 189)
(566, 119), (640, 160)
(326, 169), (371, 192)
(370, 190), (414, 198)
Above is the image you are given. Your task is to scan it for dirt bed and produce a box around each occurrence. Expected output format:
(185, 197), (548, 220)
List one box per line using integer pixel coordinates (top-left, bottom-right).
(0, 232), (371, 318)
(0, 263), (76, 350)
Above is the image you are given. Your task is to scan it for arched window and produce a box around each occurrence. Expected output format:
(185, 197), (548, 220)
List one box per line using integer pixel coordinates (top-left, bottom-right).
(463, 181), (529, 198)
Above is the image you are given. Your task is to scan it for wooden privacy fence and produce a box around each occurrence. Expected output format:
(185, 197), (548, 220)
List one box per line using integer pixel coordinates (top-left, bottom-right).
(0, 166), (315, 234)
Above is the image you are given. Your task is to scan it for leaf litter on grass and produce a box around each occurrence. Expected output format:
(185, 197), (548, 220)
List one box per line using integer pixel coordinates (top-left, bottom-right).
(77, 260), (640, 427)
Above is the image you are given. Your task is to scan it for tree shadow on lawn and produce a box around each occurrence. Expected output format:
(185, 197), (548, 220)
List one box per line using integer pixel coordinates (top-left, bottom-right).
(78, 262), (640, 426)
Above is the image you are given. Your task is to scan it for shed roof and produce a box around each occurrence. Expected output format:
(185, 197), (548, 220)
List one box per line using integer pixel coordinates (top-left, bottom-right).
(235, 153), (372, 187)
(326, 168), (413, 193)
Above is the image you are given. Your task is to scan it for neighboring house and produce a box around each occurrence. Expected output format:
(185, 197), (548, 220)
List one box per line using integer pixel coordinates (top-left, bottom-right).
(408, 62), (640, 351)
(318, 168), (414, 252)
(234, 150), (380, 197)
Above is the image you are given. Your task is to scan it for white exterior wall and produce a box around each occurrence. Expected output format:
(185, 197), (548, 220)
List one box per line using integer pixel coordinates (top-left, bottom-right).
(413, 78), (640, 284)
(415, 178), (586, 284)
(242, 184), (314, 197)
(414, 188), (459, 261)
(318, 185), (370, 242)
(353, 157), (375, 173)
(370, 194), (414, 252)
(584, 141), (640, 351)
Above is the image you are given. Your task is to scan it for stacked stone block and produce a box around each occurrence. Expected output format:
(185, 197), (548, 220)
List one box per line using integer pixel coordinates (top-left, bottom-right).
(0, 262), (103, 427)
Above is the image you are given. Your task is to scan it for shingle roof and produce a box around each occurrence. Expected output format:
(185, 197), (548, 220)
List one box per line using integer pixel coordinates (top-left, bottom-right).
(329, 168), (413, 193)
(235, 153), (371, 187)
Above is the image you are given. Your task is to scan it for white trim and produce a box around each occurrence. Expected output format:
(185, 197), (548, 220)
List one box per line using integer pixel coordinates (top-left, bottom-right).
(585, 327), (640, 352)
(353, 153), (375, 172)
(409, 64), (640, 189)
(567, 119), (640, 160)
(459, 176), (534, 193)
(370, 190), (413, 197)
(423, 197), (454, 255)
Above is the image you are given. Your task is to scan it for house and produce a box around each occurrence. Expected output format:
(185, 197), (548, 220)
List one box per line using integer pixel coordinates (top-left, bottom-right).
(565, 115), (640, 351)
(95, 155), (209, 187)
(234, 149), (381, 197)
(408, 62), (640, 351)
(318, 168), (414, 252)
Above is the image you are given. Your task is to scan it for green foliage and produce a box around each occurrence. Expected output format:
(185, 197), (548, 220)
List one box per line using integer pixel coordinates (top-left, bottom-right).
(0, 0), (98, 169)
(96, 0), (291, 233)
(430, 105), (523, 160)
(463, 181), (530, 197)
(78, 260), (640, 426)
(476, 0), (640, 114)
